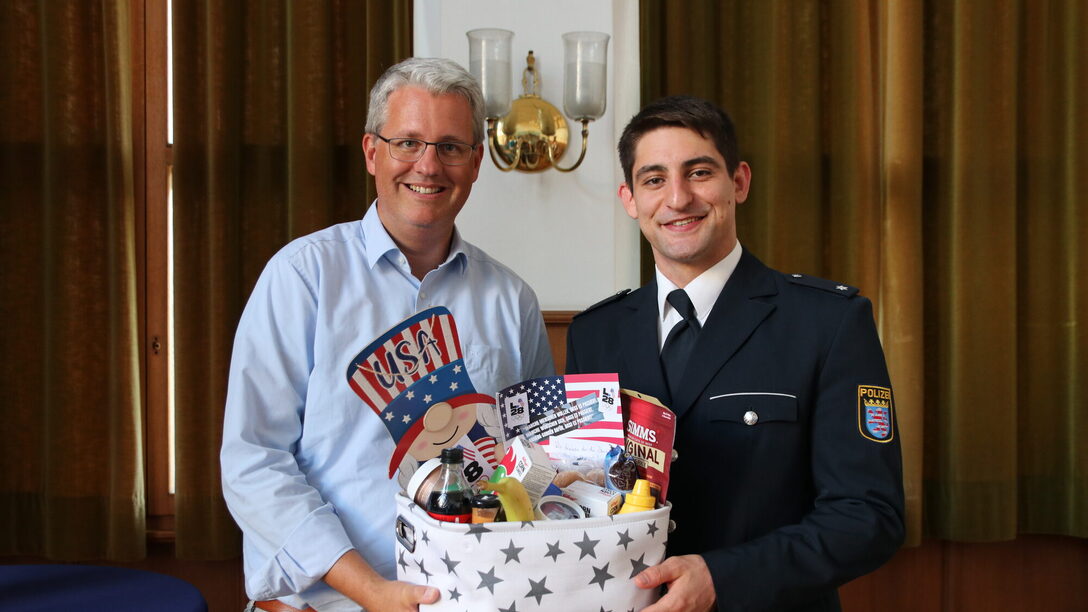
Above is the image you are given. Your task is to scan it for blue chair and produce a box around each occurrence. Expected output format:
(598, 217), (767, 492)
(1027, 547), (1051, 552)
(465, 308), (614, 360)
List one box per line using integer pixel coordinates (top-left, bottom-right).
(0, 564), (208, 611)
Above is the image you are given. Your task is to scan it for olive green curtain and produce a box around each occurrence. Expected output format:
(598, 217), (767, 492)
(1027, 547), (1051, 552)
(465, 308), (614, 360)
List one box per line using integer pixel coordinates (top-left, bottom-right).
(922, 0), (1086, 542)
(0, 0), (145, 560)
(171, 0), (413, 558)
(641, 0), (1086, 546)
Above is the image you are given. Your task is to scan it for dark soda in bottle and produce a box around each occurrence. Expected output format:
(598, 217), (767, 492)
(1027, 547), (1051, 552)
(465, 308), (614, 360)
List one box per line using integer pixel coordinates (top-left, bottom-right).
(426, 448), (472, 523)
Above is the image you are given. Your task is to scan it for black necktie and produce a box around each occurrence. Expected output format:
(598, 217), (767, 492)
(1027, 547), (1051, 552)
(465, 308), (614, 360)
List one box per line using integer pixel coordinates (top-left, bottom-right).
(660, 289), (701, 394)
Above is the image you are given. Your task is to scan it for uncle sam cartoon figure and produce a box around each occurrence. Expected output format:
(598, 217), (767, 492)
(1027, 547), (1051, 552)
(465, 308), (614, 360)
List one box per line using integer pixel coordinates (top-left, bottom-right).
(346, 307), (501, 478)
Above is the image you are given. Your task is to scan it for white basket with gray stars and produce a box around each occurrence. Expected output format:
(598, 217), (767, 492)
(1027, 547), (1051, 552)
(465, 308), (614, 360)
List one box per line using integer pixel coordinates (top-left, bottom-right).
(394, 493), (670, 612)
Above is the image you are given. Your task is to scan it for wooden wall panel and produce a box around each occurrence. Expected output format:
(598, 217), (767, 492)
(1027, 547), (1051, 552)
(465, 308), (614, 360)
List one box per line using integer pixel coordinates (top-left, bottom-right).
(942, 536), (1088, 612)
(543, 310), (577, 373)
(840, 536), (1088, 611)
(840, 538), (943, 611)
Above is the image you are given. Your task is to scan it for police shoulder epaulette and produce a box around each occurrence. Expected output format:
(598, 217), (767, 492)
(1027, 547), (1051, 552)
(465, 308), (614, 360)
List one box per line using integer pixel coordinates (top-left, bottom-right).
(574, 289), (632, 317)
(785, 273), (859, 297)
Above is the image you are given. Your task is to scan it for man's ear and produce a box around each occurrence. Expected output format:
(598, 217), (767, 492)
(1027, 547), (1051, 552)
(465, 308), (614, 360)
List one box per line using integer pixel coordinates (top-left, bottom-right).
(732, 161), (752, 204)
(618, 182), (638, 220)
(362, 133), (378, 176)
(468, 143), (484, 182)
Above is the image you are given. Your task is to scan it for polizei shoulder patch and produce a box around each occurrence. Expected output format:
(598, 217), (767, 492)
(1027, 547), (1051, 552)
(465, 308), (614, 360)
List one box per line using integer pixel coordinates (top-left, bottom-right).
(786, 273), (859, 297)
(857, 385), (894, 442)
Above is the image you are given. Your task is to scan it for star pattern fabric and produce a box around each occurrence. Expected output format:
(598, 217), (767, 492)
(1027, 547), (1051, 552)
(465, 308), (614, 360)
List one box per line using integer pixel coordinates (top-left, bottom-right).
(395, 494), (669, 611)
(574, 531), (601, 560)
(477, 567), (503, 594)
(525, 577), (552, 604)
(544, 541), (564, 562)
(628, 553), (651, 578)
(616, 528), (635, 550)
(589, 563), (615, 591)
(466, 522), (492, 542)
(441, 551), (460, 575)
(500, 540), (524, 563)
(415, 559), (432, 583)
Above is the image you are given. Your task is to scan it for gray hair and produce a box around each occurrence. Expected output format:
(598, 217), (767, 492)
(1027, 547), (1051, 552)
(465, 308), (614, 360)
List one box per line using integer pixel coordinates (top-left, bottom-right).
(365, 57), (486, 144)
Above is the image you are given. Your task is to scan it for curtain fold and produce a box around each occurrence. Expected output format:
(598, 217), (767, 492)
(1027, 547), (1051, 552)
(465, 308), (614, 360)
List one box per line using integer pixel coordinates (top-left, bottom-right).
(1015, 0), (1087, 538)
(876, 0), (925, 548)
(922, 0), (1022, 541)
(171, 0), (413, 559)
(641, 0), (1086, 546)
(0, 0), (145, 561)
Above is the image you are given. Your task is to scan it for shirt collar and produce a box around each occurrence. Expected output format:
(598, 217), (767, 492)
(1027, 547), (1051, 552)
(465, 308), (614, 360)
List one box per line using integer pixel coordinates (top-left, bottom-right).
(445, 227), (469, 273)
(656, 241), (743, 325)
(362, 201), (467, 274)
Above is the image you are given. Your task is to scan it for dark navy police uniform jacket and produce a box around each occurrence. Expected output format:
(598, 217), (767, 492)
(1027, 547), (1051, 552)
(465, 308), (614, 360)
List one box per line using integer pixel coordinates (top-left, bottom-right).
(566, 249), (905, 612)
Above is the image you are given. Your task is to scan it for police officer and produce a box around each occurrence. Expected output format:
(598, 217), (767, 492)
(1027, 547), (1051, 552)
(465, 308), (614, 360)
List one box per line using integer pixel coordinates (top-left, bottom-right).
(565, 96), (905, 611)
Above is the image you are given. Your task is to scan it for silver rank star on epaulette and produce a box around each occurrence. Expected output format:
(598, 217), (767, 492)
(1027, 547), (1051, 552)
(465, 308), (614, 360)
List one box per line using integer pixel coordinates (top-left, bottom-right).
(786, 273), (859, 297)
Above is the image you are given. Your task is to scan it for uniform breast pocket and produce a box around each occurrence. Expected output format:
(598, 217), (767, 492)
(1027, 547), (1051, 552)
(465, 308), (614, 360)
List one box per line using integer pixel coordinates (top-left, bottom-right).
(707, 392), (799, 428)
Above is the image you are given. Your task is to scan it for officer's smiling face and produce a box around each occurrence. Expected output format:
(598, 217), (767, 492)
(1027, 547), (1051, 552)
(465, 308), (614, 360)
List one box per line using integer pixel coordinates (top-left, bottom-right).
(619, 126), (751, 286)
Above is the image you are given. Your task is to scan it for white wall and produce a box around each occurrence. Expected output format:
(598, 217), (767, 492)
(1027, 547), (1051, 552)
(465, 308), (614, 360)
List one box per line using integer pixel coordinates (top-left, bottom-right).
(414, 0), (640, 310)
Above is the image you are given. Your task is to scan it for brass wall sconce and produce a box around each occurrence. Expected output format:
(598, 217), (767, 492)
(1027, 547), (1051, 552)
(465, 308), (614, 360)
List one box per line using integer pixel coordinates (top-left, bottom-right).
(467, 29), (609, 173)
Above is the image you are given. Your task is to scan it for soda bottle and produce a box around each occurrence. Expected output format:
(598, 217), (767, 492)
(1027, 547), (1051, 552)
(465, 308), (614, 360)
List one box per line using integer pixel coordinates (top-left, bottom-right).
(426, 448), (472, 523)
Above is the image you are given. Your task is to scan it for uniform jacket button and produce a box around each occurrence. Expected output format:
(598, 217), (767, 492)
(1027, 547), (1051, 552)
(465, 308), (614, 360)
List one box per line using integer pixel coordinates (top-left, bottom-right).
(743, 410), (758, 426)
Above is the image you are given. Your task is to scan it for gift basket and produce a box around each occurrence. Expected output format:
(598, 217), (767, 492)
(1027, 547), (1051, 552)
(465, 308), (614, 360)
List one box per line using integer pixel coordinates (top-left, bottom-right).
(346, 307), (676, 611)
(394, 493), (670, 611)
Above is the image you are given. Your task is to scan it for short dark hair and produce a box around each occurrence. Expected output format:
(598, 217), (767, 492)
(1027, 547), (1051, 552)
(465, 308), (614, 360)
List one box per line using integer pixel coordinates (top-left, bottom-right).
(618, 95), (741, 187)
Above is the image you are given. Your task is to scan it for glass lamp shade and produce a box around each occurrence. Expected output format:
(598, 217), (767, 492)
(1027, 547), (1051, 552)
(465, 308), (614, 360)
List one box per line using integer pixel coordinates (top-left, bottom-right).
(467, 28), (514, 119)
(562, 31), (609, 120)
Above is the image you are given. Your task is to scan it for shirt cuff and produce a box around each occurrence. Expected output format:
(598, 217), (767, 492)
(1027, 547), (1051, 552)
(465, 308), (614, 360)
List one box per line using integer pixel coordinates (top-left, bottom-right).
(249, 503), (354, 600)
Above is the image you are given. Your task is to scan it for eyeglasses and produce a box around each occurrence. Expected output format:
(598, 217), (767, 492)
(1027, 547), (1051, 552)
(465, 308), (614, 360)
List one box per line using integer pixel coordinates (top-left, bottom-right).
(374, 134), (476, 165)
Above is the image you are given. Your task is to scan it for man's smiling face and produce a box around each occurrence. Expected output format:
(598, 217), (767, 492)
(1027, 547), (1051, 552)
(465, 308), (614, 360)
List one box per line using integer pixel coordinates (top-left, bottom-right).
(363, 86), (483, 244)
(619, 126), (751, 286)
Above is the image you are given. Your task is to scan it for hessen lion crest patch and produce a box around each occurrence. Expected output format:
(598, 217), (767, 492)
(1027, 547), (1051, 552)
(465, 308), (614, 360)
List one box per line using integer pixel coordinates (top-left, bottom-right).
(857, 385), (894, 443)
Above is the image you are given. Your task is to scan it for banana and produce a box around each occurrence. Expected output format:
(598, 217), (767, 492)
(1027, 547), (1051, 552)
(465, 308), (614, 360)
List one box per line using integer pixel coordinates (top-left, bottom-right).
(481, 477), (534, 522)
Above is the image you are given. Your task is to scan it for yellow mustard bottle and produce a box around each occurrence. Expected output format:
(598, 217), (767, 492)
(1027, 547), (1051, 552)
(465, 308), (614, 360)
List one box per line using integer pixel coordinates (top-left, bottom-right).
(617, 479), (656, 514)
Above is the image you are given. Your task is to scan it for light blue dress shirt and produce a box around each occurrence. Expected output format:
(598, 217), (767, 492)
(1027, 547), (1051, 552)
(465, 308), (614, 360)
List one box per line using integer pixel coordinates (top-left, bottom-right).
(221, 204), (555, 610)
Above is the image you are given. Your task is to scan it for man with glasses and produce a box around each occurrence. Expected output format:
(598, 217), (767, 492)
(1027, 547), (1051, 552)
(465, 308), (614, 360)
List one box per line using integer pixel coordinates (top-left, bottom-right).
(221, 58), (554, 612)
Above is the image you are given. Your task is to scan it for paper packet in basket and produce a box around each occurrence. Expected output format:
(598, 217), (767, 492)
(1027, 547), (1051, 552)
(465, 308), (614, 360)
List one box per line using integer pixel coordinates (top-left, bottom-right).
(394, 493), (670, 611)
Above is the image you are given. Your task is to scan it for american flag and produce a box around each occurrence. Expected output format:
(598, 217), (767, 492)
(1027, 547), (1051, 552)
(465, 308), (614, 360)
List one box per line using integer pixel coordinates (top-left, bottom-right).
(463, 434), (499, 469)
(496, 374), (623, 447)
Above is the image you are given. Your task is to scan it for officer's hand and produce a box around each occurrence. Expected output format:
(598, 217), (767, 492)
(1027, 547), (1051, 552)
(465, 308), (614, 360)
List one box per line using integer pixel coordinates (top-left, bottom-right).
(635, 554), (716, 612)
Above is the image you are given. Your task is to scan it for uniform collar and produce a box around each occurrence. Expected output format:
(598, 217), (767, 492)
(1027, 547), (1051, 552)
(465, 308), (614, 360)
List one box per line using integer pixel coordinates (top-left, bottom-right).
(655, 240), (743, 325)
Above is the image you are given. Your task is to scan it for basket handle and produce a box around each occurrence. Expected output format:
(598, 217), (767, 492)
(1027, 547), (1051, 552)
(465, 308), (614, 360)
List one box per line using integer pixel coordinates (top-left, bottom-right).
(394, 514), (416, 553)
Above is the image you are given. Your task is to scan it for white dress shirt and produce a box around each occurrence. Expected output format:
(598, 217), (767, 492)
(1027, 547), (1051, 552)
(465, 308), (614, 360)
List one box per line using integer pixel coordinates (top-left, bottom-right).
(655, 241), (743, 350)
